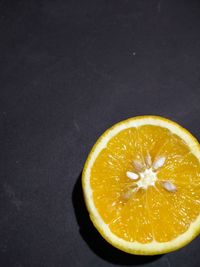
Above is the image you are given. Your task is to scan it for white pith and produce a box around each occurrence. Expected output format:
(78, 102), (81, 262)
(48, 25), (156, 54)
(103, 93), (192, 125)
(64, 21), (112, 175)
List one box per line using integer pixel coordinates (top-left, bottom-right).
(136, 168), (157, 189)
(83, 116), (200, 254)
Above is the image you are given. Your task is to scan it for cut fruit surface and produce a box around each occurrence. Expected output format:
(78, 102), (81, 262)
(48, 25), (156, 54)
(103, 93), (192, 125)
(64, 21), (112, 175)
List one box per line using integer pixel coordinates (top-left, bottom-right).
(82, 116), (200, 255)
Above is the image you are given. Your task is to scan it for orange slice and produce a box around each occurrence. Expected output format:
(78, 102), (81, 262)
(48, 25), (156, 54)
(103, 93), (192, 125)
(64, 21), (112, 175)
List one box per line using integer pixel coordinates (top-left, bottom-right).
(82, 116), (200, 255)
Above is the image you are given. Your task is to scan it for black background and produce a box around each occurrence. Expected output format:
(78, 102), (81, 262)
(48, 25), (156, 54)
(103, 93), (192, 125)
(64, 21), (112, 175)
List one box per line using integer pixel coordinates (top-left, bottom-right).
(1, 0), (200, 266)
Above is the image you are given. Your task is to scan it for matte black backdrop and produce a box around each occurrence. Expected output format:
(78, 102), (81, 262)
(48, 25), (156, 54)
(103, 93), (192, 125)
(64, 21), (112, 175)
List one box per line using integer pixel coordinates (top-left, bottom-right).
(1, 0), (200, 266)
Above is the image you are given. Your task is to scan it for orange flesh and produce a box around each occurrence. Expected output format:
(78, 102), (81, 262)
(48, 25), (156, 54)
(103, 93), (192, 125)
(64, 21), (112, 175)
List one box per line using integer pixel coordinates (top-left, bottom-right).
(91, 125), (200, 243)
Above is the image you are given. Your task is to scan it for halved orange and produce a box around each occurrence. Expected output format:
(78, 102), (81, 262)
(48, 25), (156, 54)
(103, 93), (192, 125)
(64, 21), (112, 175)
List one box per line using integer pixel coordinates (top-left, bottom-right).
(82, 116), (200, 255)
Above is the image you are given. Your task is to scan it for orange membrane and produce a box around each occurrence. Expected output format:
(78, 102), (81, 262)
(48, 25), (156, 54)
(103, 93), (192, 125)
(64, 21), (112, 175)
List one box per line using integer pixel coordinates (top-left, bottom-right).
(91, 125), (200, 243)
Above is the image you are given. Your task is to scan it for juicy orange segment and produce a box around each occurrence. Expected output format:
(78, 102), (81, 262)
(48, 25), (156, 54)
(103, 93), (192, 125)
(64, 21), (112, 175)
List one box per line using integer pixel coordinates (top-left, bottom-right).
(82, 116), (200, 255)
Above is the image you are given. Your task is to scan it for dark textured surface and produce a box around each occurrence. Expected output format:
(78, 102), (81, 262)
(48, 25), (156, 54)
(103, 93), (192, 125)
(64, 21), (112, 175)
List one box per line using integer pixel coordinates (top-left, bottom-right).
(1, 0), (200, 266)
